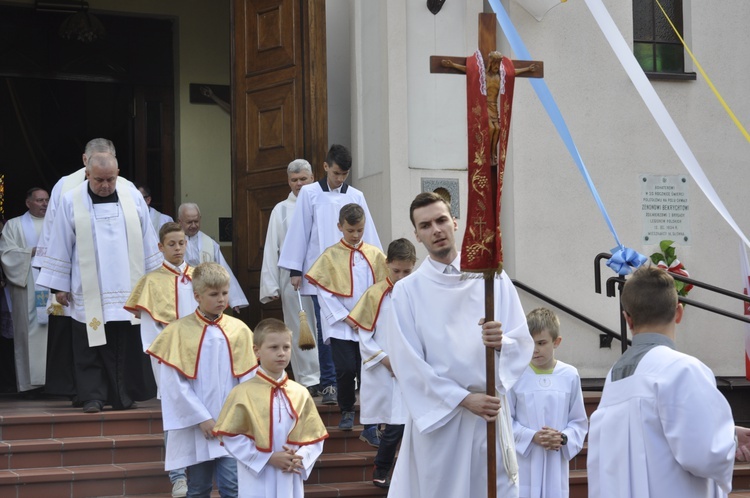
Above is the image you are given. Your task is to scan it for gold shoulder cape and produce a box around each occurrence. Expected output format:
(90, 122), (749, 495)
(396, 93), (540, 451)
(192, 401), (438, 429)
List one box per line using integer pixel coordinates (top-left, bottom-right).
(213, 370), (328, 451)
(146, 311), (256, 379)
(305, 241), (388, 297)
(347, 278), (393, 331)
(125, 263), (194, 324)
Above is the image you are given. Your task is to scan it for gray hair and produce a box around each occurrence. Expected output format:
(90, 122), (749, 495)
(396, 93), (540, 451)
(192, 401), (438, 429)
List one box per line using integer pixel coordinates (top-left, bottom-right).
(287, 159), (313, 175)
(85, 151), (118, 173)
(178, 202), (201, 220)
(84, 138), (116, 162)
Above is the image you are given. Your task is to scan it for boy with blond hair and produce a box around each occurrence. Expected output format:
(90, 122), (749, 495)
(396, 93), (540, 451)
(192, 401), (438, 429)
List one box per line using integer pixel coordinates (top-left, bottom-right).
(508, 308), (588, 498)
(148, 262), (256, 498)
(214, 318), (328, 497)
(305, 203), (388, 440)
(348, 238), (417, 488)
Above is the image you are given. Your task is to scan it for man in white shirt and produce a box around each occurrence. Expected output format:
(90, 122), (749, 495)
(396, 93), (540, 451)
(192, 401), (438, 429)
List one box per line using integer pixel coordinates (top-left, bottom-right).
(177, 202), (249, 312)
(385, 191), (533, 497)
(260, 159), (320, 390)
(37, 152), (161, 413)
(0, 188), (50, 392)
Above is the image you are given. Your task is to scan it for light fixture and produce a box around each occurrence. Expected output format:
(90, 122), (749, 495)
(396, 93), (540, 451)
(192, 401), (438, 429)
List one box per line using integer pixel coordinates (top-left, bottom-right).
(36, 1), (106, 43)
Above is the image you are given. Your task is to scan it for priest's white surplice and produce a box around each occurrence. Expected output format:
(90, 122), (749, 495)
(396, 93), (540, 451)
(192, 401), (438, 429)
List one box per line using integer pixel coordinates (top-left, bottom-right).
(184, 231), (249, 310)
(0, 213), (47, 391)
(159, 324), (253, 470)
(222, 370), (323, 498)
(508, 361), (588, 498)
(36, 182), (162, 328)
(385, 256), (534, 498)
(587, 345), (736, 498)
(277, 181), (381, 296)
(260, 193), (319, 387)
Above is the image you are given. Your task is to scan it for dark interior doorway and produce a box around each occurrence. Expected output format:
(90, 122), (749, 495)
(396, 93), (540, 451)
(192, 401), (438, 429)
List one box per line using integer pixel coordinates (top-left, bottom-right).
(0, 4), (175, 220)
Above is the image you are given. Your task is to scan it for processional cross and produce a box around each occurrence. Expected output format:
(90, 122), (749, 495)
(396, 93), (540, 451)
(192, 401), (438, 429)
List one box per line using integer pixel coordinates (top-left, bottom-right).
(430, 13), (543, 498)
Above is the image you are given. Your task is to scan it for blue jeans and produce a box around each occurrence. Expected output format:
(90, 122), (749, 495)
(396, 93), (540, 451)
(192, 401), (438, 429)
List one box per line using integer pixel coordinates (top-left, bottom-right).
(186, 457), (237, 498)
(312, 295), (337, 388)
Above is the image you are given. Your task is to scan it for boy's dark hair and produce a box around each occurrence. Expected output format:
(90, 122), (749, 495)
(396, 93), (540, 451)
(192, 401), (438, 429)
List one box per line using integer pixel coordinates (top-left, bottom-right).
(621, 265), (678, 328)
(254, 318), (292, 347)
(387, 238), (417, 263)
(409, 192), (452, 227)
(26, 187), (45, 199)
(526, 307), (561, 340)
(325, 144), (352, 171)
(339, 203), (365, 226)
(158, 221), (185, 244)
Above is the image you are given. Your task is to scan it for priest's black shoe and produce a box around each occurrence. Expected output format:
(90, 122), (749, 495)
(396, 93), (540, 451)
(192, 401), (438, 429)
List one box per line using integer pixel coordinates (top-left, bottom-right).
(82, 400), (103, 413)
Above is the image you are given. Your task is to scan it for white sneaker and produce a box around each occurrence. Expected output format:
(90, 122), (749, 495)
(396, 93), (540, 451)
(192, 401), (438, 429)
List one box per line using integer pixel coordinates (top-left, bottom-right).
(172, 478), (188, 498)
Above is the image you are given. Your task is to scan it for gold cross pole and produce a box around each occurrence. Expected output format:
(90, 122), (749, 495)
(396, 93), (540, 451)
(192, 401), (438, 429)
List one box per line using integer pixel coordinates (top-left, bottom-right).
(429, 13), (543, 498)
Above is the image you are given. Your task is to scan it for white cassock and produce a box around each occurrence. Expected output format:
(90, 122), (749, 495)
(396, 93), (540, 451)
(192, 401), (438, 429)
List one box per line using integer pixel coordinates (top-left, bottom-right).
(507, 361), (588, 498)
(184, 231), (249, 310)
(259, 192), (320, 387)
(160, 324), (254, 470)
(277, 179), (381, 296)
(148, 206), (173, 237)
(0, 212), (48, 391)
(587, 345), (736, 498)
(222, 370), (324, 498)
(36, 181), (162, 331)
(385, 255), (534, 498)
(357, 294), (405, 425)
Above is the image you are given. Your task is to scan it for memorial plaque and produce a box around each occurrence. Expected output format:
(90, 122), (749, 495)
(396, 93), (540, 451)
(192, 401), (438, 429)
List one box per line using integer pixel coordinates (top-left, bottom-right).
(641, 174), (691, 244)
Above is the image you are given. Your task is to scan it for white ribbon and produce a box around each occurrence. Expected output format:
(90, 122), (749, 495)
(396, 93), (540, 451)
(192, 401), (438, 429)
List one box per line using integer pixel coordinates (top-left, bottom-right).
(584, 0), (750, 250)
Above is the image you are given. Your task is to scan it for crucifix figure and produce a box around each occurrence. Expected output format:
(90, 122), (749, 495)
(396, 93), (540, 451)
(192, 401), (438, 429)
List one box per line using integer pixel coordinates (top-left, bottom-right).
(430, 14), (543, 166)
(430, 13), (544, 498)
(441, 53), (537, 166)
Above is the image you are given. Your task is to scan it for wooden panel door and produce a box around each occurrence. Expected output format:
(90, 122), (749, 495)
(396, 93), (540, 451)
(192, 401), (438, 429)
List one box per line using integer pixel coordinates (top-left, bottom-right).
(232, 0), (328, 327)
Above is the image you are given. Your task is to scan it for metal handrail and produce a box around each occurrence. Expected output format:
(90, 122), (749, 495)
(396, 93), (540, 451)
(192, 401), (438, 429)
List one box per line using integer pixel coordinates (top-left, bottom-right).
(594, 252), (750, 352)
(512, 279), (630, 347)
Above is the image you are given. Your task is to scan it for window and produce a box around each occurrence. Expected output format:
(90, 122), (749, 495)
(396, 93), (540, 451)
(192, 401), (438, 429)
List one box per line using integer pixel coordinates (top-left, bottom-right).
(633, 0), (693, 79)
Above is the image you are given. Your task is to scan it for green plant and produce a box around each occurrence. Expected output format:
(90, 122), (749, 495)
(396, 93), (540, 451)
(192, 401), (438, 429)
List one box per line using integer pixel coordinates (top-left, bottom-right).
(649, 240), (693, 297)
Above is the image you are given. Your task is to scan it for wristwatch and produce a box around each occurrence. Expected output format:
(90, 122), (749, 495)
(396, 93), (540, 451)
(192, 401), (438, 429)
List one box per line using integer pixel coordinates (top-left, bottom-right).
(560, 433), (568, 446)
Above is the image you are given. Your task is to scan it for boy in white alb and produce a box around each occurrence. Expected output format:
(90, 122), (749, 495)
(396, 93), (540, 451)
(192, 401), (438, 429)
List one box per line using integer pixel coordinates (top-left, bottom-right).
(214, 318), (328, 498)
(124, 221), (196, 497)
(305, 203), (388, 439)
(347, 238), (416, 488)
(587, 266), (737, 498)
(125, 222), (197, 389)
(147, 262), (256, 498)
(508, 308), (588, 498)
(278, 144), (382, 404)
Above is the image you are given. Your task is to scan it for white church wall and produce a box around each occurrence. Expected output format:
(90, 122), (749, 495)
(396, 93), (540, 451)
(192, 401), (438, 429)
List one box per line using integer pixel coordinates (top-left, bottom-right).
(510, 0), (750, 376)
(358, 0), (750, 377)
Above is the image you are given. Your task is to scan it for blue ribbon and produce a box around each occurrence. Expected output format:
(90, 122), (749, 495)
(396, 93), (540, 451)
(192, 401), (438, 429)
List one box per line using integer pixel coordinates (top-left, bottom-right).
(606, 246), (649, 276)
(487, 0), (645, 275)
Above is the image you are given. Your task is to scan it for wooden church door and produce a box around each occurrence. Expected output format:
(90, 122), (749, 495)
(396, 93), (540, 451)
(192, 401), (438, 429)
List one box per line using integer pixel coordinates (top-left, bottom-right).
(231, 0), (328, 327)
